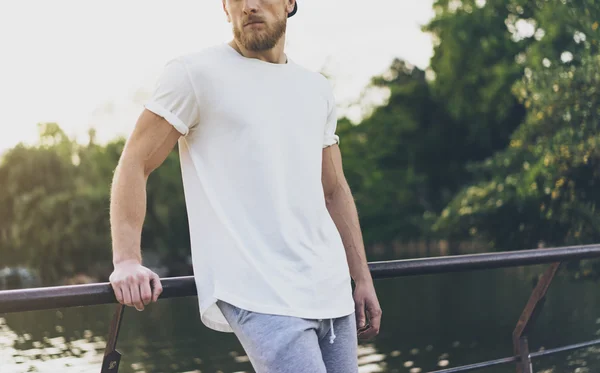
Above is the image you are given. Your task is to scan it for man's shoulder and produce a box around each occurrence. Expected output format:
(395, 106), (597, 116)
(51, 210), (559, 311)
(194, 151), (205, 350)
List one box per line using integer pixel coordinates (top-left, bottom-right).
(290, 63), (333, 92)
(173, 44), (229, 69)
(158, 44), (231, 87)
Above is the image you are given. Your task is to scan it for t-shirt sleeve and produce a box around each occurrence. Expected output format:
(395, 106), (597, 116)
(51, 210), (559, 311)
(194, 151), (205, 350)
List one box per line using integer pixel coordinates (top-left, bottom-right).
(323, 81), (340, 148)
(144, 58), (200, 136)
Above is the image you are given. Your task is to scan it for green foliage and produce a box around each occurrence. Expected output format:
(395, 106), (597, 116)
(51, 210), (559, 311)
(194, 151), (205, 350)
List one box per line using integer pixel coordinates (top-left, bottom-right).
(339, 60), (460, 243)
(425, 0), (527, 154)
(0, 124), (190, 283)
(436, 1), (600, 249)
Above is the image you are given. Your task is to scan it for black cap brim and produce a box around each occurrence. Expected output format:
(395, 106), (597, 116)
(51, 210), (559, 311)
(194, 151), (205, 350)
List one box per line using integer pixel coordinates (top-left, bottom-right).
(288, 2), (298, 17)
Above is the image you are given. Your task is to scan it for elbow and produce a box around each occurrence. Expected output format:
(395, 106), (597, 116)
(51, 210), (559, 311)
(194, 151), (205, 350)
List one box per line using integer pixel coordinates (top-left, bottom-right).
(324, 183), (342, 207)
(140, 156), (157, 178)
(325, 193), (335, 208)
(143, 164), (155, 179)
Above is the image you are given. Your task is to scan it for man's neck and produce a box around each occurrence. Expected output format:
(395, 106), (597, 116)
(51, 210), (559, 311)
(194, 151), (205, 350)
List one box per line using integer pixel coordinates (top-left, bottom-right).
(229, 38), (287, 64)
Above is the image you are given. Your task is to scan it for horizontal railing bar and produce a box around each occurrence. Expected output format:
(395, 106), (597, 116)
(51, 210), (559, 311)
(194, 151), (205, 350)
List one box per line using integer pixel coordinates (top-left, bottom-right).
(370, 244), (600, 279)
(1, 244), (600, 313)
(0, 276), (195, 314)
(427, 356), (517, 373)
(427, 337), (600, 373)
(530, 337), (600, 358)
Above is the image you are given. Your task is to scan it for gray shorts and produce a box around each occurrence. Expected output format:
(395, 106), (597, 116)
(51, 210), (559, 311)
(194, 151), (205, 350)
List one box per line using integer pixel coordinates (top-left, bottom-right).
(217, 300), (359, 373)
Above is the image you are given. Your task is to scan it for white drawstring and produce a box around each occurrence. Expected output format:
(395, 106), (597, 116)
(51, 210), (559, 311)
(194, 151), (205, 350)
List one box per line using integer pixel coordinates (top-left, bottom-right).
(329, 318), (336, 344)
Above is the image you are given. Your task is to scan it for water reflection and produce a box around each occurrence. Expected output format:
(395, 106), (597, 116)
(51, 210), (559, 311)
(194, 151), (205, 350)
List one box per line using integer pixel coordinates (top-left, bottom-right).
(2, 265), (600, 372)
(1, 315), (104, 372)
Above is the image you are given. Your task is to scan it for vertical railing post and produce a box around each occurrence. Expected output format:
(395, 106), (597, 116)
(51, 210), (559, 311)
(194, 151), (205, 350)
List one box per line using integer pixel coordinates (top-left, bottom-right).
(517, 336), (533, 373)
(512, 262), (560, 373)
(101, 304), (126, 373)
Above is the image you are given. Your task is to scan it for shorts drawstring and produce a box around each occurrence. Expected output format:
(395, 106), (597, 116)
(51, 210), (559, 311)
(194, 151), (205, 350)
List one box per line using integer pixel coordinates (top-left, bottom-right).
(329, 318), (336, 344)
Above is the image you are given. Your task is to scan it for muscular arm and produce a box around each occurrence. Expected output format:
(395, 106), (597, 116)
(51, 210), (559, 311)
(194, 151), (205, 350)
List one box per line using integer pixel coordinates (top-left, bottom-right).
(321, 144), (371, 284)
(109, 109), (181, 310)
(322, 144), (382, 339)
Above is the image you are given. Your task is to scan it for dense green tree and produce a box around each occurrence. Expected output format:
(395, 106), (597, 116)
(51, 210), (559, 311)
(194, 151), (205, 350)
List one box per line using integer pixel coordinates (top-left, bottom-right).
(435, 0), (600, 250)
(0, 124), (190, 283)
(339, 60), (459, 244)
(425, 0), (527, 158)
(0, 124), (111, 281)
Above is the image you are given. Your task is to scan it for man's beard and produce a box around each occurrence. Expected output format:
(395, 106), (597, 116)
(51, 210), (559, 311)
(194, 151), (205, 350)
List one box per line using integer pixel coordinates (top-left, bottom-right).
(233, 17), (287, 52)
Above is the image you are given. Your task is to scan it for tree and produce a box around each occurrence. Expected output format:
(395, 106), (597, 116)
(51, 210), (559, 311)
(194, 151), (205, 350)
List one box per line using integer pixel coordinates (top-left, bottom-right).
(339, 59), (459, 244)
(0, 123), (192, 283)
(425, 0), (528, 158)
(435, 0), (600, 250)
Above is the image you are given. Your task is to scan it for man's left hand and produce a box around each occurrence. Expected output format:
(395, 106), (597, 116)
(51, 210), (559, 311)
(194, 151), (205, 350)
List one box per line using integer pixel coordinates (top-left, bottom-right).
(354, 279), (382, 340)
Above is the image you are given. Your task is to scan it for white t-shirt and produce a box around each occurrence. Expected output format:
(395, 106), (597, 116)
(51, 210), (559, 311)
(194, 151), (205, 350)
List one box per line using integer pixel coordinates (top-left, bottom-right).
(144, 43), (355, 333)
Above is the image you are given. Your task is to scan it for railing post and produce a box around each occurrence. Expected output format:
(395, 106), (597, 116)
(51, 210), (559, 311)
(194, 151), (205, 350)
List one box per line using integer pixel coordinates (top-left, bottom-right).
(512, 262), (560, 373)
(517, 336), (533, 373)
(101, 304), (126, 373)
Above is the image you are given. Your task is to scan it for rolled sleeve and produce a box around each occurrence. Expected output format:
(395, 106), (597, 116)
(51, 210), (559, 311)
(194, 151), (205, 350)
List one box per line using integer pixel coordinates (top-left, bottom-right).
(144, 58), (201, 136)
(323, 83), (340, 148)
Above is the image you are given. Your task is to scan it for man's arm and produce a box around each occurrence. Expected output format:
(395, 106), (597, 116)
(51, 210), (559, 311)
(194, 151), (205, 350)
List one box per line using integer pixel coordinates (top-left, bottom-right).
(109, 109), (181, 311)
(322, 144), (382, 339)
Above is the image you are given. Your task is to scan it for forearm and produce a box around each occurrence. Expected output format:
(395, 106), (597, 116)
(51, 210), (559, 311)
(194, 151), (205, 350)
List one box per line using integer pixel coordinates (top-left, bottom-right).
(326, 182), (372, 285)
(110, 159), (148, 265)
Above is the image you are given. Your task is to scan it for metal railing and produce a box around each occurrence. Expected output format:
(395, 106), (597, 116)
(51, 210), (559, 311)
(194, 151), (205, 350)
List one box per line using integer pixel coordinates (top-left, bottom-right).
(2, 243), (600, 372)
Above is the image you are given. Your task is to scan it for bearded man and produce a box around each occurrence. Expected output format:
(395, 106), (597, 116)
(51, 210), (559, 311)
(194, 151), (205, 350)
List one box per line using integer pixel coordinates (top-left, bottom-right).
(108, 1), (382, 371)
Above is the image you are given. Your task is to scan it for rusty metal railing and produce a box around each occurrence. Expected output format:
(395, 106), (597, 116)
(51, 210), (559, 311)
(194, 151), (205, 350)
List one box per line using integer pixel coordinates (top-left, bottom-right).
(2, 243), (600, 372)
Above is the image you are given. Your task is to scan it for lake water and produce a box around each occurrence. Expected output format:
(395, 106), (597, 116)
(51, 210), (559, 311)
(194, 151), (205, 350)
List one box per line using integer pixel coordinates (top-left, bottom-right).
(2, 263), (600, 373)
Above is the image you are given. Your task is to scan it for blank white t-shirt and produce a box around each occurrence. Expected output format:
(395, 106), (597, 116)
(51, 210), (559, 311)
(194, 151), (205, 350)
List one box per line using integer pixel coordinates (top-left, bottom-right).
(145, 43), (355, 332)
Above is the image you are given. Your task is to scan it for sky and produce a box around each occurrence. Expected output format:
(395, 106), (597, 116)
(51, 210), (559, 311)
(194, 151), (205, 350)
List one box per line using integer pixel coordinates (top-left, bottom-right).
(0, 0), (434, 153)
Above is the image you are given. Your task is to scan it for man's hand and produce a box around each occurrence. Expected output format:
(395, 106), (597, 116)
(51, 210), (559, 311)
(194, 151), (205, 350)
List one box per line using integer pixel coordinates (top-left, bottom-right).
(109, 260), (163, 311)
(354, 280), (382, 340)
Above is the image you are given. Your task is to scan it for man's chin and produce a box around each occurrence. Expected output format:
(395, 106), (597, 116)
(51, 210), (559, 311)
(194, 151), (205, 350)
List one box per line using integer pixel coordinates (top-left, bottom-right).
(241, 39), (275, 52)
